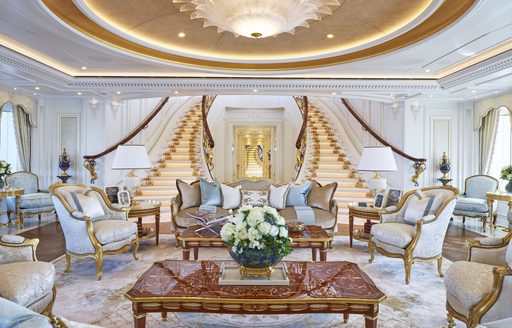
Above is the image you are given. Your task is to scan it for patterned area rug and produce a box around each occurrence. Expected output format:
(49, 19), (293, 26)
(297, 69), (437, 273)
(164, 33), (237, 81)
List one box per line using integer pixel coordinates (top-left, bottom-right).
(52, 235), (458, 328)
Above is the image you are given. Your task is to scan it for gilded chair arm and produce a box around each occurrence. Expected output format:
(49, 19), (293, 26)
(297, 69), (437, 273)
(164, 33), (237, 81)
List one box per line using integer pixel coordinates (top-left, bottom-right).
(466, 233), (511, 265)
(0, 235), (39, 263)
(170, 197), (179, 233)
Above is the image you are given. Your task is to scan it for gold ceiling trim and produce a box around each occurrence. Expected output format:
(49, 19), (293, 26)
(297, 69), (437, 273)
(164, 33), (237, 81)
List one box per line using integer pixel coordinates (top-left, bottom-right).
(43, 0), (476, 71)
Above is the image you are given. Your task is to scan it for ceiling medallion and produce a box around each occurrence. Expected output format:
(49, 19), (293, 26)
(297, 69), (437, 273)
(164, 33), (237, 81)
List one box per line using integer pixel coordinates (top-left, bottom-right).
(173, 0), (341, 39)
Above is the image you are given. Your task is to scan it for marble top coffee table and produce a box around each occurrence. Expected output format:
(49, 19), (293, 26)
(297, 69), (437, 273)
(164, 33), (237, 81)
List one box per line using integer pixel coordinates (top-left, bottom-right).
(125, 260), (386, 328)
(178, 224), (333, 261)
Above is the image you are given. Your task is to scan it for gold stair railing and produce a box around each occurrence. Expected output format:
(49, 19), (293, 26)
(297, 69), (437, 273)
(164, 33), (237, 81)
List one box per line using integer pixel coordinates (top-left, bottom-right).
(201, 95), (217, 180)
(341, 98), (427, 185)
(293, 96), (309, 180)
(83, 97), (170, 184)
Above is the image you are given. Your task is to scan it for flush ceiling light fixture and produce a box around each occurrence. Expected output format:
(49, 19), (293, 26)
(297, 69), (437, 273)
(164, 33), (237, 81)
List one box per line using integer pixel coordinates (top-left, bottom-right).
(173, 0), (340, 39)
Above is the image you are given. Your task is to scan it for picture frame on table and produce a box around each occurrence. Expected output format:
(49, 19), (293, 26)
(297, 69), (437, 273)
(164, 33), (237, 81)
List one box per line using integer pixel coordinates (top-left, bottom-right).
(374, 193), (386, 209)
(385, 188), (402, 207)
(104, 186), (120, 204)
(117, 190), (131, 207)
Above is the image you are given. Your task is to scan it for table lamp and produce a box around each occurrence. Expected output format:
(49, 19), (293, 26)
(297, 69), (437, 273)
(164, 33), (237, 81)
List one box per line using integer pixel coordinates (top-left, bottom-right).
(112, 144), (151, 197)
(357, 146), (397, 194)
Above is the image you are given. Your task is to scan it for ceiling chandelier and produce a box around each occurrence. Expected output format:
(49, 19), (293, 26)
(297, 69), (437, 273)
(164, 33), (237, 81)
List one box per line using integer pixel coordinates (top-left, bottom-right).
(173, 0), (341, 39)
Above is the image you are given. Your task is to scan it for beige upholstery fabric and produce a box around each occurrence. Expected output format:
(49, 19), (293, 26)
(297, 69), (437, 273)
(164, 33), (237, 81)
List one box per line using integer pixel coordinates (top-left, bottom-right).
(0, 244), (33, 265)
(176, 207), (230, 228)
(476, 237), (505, 246)
(307, 182), (337, 211)
(279, 207), (336, 229)
(371, 223), (415, 248)
(481, 276), (512, 323)
(471, 245), (508, 266)
(447, 292), (470, 318)
(445, 261), (494, 309)
(92, 220), (137, 245)
(176, 180), (201, 210)
(28, 290), (53, 313)
(0, 261), (55, 307)
(372, 238), (406, 255)
(101, 234), (137, 252)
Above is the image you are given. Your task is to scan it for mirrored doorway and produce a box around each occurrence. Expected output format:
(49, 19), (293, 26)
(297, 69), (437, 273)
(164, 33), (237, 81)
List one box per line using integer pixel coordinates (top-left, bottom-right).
(235, 126), (274, 179)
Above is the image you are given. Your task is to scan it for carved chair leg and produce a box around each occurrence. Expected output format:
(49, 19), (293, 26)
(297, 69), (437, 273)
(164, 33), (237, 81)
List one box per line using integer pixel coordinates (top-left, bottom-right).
(368, 241), (375, 263)
(41, 286), (57, 317)
(132, 239), (140, 260)
(462, 216), (465, 224)
(38, 213), (42, 222)
(64, 253), (71, 273)
(18, 213), (24, 230)
(95, 252), (104, 281)
(482, 217), (487, 233)
(404, 256), (412, 285)
(437, 257), (444, 278)
(6, 210), (11, 222)
(447, 313), (455, 328)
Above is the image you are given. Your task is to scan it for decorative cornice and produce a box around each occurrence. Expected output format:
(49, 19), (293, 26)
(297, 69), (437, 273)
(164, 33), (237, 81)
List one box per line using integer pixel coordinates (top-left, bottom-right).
(438, 49), (512, 89)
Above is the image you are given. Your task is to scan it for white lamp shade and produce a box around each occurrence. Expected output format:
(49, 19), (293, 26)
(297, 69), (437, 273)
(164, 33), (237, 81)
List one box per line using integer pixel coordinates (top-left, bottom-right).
(112, 145), (151, 170)
(357, 146), (397, 172)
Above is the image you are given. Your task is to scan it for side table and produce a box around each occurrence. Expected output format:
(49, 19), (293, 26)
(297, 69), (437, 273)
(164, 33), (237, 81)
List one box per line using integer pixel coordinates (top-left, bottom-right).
(348, 202), (385, 248)
(128, 201), (161, 245)
(0, 188), (24, 226)
(487, 192), (512, 232)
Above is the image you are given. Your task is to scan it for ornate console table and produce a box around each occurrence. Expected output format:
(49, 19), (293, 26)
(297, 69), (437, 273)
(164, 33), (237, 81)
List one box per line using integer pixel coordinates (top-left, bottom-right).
(125, 260), (386, 328)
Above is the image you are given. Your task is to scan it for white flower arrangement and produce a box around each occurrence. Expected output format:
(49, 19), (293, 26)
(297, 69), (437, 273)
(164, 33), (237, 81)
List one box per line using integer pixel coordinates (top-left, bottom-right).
(220, 205), (292, 256)
(0, 160), (11, 179)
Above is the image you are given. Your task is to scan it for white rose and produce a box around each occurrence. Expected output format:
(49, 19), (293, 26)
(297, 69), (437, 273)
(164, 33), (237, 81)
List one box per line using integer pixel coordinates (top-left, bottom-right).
(269, 226), (279, 237)
(247, 227), (260, 241)
(276, 216), (285, 225)
(220, 223), (235, 242)
(279, 226), (288, 238)
(258, 222), (271, 235)
(249, 240), (261, 249)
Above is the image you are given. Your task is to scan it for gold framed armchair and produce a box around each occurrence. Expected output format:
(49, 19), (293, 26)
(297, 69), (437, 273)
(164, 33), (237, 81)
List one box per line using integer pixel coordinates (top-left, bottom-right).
(368, 186), (459, 284)
(5, 171), (56, 228)
(445, 232), (512, 328)
(0, 234), (56, 315)
(49, 183), (139, 280)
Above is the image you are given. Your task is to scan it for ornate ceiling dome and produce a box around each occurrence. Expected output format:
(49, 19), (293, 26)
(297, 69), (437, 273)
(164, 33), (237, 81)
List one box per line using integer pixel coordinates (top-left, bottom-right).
(173, 0), (341, 38)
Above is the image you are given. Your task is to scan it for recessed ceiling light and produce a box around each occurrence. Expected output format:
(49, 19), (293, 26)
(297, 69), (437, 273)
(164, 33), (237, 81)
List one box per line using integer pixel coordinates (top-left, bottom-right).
(429, 95), (433, 98)
(174, 91), (179, 94)
(116, 91), (121, 95)
(33, 93), (37, 96)
(494, 91), (499, 94)
(424, 69), (431, 72)
(332, 92), (336, 95)
(253, 89), (258, 92)
(326, 34), (334, 39)
(13, 87), (17, 90)
(81, 66), (87, 70)
(77, 92), (82, 95)
(471, 90), (476, 93)
(178, 32), (186, 38)
(35, 87), (40, 90)
(475, 96), (479, 99)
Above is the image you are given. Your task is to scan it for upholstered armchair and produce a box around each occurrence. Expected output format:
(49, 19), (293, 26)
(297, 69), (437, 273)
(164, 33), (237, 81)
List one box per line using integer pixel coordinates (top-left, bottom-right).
(49, 183), (139, 280)
(5, 171), (56, 229)
(0, 234), (56, 315)
(368, 186), (459, 284)
(453, 175), (499, 232)
(445, 232), (512, 328)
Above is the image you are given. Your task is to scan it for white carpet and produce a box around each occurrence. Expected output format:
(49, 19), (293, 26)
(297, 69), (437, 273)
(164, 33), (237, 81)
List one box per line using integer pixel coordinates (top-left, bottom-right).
(52, 235), (460, 328)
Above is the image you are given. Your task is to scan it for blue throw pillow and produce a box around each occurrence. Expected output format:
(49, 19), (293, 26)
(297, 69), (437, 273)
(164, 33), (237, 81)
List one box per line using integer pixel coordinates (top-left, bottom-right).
(286, 181), (313, 207)
(199, 178), (222, 207)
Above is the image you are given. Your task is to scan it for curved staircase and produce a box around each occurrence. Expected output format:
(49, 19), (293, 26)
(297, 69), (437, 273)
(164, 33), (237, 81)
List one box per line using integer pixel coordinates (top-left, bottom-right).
(304, 105), (373, 222)
(134, 103), (203, 212)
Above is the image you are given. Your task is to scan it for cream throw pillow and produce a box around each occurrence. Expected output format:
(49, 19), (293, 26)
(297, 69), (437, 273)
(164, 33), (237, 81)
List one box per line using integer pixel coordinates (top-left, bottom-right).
(404, 191), (436, 225)
(176, 180), (201, 210)
(221, 184), (241, 210)
(70, 191), (105, 218)
(269, 185), (289, 210)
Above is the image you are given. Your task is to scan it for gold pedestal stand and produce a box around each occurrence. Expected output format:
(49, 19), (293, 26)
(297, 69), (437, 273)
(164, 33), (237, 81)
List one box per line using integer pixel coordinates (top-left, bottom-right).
(239, 265), (275, 280)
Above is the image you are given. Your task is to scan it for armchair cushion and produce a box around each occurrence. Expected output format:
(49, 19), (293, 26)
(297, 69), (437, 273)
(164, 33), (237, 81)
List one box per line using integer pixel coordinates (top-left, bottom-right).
(404, 191), (438, 224)
(0, 262), (55, 308)
(455, 197), (489, 213)
(371, 223), (415, 248)
(445, 261), (494, 309)
(18, 193), (53, 209)
(92, 220), (137, 245)
(70, 192), (105, 218)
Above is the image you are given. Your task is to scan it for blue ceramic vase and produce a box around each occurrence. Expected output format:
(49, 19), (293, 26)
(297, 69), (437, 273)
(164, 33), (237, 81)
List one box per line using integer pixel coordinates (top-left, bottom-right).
(229, 247), (284, 269)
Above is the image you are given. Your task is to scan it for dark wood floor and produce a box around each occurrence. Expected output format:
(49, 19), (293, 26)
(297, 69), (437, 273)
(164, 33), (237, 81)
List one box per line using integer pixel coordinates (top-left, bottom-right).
(18, 221), (482, 263)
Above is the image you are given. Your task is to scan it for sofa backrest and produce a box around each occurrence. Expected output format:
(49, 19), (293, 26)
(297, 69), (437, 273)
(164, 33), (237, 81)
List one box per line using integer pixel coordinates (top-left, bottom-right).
(226, 178), (284, 191)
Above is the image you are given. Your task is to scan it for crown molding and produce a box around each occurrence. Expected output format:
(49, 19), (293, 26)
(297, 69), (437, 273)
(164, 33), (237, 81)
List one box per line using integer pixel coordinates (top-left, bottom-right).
(438, 49), (512, 89)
